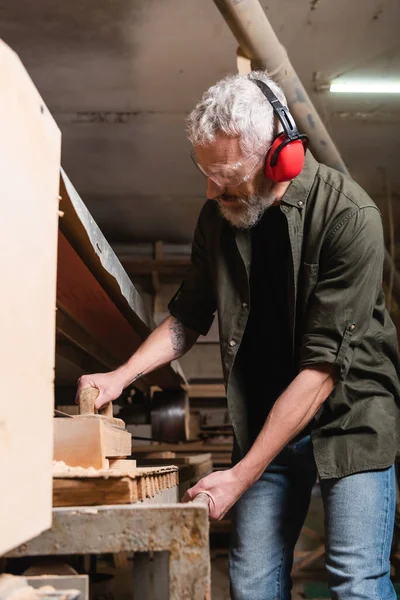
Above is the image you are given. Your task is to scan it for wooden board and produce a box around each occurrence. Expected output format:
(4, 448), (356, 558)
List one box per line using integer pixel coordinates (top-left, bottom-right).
(132, 443), (232, 468)
(186, 384), (226, 398)
(136, 451), (177, 459)
(53, 418), (132, 469)
(53, 477), (141, 506)
(0, 41), (61, 555)
(57, 232), (143, 365)
(59, 171), (186, 391)
(109, 458), (137, 471)
(136, 453), (212, 465)
(53, 466), (178, 507)
(132, 443), (232, 453)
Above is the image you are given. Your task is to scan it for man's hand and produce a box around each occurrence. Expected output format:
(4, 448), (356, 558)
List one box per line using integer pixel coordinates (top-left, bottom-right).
(76, 372), (125, 410)
(182, 468), (248, 520)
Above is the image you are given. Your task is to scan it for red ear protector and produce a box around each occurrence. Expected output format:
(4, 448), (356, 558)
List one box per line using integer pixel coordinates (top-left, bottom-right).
(252, 79), (309, 182)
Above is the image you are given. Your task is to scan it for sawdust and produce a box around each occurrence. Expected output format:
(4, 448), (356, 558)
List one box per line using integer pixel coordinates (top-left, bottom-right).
(3, 576), (57, 600)
(52, 460), (100, 477)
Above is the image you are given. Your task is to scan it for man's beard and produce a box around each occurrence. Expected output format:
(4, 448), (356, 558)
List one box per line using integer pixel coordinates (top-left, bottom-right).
(216, 180), (276, 229)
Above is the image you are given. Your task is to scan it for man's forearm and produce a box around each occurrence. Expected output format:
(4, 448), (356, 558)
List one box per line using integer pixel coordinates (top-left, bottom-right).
(115, 315), (199, 388)
(233, 366), (335, 487)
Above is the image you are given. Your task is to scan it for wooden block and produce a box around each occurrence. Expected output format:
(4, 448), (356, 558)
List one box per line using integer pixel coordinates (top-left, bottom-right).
(179, 460), (213, 482)
(53, 477), (138, 507)
(54, 418), (105, 469)
(102, 422), (132, 458)
(109, 459), (137, 471)
(53, 418), (131, 469)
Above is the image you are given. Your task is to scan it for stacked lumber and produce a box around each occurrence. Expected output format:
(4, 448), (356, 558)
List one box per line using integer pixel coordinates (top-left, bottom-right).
(132, 442), (232, 469)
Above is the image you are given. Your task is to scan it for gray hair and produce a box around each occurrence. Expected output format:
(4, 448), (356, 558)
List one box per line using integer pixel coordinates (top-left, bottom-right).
(186, 71), (287, 156)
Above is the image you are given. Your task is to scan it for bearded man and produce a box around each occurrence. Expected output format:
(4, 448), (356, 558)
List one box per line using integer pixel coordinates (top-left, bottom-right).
(77, 72), (400, 600)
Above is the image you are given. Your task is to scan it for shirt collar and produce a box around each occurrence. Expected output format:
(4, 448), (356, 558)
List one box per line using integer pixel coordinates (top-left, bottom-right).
(280, 151), (319, 208)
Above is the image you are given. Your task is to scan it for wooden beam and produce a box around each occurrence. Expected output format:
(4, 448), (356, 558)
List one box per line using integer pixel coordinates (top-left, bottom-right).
(186, 384), (226, 398)
(57, 231), (144, 361)
(0, 39), (60, 555)
(59, 172), (186, 389)
(57, 231), (185, 390)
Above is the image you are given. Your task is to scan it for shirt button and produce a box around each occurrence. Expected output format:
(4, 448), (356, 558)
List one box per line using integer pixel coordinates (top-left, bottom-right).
(349, 323), (356, 331)
(229, 340), (236, 347)
(242, 302), (248, 308)
(297, 200), (304, 207)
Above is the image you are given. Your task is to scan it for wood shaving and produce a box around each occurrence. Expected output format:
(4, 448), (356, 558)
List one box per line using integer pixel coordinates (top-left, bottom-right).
(52, 460), (177, 479)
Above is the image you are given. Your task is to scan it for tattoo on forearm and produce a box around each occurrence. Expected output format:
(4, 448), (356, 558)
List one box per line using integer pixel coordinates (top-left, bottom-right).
(169, 317), (192, 357)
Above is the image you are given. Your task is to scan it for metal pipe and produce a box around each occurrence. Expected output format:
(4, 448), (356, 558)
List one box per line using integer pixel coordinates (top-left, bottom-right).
(213, 0), (399, 303)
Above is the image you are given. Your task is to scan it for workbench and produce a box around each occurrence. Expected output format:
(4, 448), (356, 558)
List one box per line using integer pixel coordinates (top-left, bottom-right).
(7, 496), (210, 600)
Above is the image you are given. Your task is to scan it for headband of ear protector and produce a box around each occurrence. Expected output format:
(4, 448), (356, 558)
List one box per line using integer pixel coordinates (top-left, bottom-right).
(252, 79), (309, 183)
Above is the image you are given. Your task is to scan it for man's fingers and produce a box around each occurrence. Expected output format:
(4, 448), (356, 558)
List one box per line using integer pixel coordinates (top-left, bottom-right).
(181, 485), (200, 503)
(94, 394), (109, 410)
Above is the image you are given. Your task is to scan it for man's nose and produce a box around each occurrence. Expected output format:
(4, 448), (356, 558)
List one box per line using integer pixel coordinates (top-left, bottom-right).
(206, 178), (224, 199)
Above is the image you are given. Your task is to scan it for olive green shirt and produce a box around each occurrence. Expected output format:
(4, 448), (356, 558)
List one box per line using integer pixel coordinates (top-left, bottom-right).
(169, 152), (400, 479)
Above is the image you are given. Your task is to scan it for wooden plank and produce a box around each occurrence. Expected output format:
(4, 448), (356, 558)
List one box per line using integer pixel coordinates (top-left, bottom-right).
(0, 40), (61, 555)
(132, 443), (232, 453)
(187, 384), (226, 398)
(57, 232), (144, 364)
(52, 467), (179, 507)
(136, 453), (212, 466)
(53, 477), (138, 506)
(53, 418), (132, 469)
(137, 451), (177, 459)
(59, 171), (186, 390)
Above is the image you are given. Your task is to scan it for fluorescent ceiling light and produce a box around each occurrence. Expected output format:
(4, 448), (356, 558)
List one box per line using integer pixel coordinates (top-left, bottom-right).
(330, 80), (400, 94)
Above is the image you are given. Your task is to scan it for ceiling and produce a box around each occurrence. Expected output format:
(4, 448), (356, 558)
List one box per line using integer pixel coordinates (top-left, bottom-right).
(1, 0), (399, 245)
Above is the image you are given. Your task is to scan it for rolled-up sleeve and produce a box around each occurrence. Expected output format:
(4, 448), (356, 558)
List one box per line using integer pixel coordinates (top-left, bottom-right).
(300, 206), (384, 379)
(168, 202), (217, 336)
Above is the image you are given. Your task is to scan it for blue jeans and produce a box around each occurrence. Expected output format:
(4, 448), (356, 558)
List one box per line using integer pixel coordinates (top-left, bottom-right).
(230, 436), (396, 600)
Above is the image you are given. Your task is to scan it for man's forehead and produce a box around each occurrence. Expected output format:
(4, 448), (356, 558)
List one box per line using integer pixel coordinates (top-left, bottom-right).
(194, 133), (243, 164)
